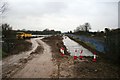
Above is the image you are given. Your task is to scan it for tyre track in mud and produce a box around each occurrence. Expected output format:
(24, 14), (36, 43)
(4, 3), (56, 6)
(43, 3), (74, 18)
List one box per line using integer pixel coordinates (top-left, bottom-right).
(1, 38), (43, 78)
(12, 39), (57, 78)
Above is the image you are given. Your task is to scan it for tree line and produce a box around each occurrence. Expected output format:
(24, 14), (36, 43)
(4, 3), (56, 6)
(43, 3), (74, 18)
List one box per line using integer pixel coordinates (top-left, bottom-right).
(2, 23), (61, 39)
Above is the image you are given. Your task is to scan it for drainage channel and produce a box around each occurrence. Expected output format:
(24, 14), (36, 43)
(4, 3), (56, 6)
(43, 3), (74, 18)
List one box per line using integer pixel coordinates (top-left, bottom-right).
(62, 36), (94, 57)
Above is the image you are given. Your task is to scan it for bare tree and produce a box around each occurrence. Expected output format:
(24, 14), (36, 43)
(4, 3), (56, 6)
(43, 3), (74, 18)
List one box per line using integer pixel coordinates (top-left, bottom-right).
(84, 22), (91, 32)
(2, 23), (12, 31)
(74, 26), (80, 32)
(74, 23), (91, 32)
(0, 0), (8, 28)
(0, 1), (7, 15)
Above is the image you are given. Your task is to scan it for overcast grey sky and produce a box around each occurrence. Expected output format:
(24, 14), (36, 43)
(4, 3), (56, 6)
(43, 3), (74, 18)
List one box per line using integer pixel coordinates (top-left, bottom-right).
(3, 0), (119, 32)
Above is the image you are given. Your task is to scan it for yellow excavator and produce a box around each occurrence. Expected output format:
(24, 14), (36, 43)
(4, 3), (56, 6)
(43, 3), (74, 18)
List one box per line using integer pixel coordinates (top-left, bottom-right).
(16, 32), (32, 39)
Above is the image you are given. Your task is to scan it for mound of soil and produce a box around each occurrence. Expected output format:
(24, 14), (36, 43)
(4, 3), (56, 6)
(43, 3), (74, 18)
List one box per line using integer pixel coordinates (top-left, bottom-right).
(42, 35), (69, 59)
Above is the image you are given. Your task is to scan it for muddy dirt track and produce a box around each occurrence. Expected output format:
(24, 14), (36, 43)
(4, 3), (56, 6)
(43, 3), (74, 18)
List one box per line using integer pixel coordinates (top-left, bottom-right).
(1, 38), (44, 78)
(12, 39), (57, 78)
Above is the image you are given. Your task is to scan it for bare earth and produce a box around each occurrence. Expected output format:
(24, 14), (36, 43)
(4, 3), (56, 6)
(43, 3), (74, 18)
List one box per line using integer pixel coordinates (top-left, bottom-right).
(2, 36), (74, 78)
(2, 36), (119, 79)
(12, 39), (57, 78)
(1, 38), (43, 78)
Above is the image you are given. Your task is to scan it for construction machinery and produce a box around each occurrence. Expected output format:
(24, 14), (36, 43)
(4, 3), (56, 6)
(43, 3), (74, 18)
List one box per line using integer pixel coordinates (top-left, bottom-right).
(16, 32), (32, 39)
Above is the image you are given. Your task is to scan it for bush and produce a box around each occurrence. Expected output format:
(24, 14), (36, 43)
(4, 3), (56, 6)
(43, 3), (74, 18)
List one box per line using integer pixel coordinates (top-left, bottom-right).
(2, 38), (32, 58)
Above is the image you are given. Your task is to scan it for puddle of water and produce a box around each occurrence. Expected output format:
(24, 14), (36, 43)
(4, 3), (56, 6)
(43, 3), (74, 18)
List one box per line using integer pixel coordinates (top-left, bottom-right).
(63, 36), (93, 57)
